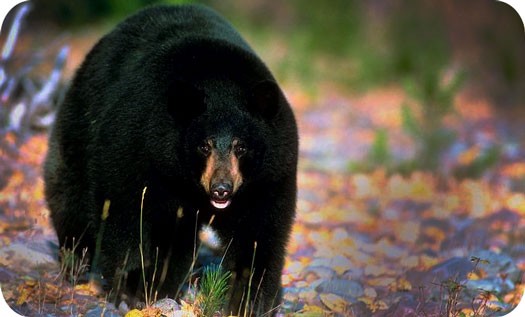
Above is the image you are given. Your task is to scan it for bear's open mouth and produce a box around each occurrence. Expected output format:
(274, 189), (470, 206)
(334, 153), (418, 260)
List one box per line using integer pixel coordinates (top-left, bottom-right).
(211, 198), (231, 209)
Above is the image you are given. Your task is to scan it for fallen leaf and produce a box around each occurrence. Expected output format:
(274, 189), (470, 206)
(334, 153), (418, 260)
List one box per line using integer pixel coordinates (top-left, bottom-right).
(457, 146), (480, 165)
(125, 309), (144, 317)
(501, 163), (525, 178)
(295, 304), (326, 317)
(320, 293), (349, 314)
(141, 306), (162, 317)
(389, 277), (412, 292)
(16, 287), (30, 306)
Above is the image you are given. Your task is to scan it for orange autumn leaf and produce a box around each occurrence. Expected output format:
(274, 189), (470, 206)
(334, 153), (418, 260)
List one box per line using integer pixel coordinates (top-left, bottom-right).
(501, 162), (525, 178)
(18, 135), (48, 166)
(141, 307), (162, 317)
(457, 145), (481, 165)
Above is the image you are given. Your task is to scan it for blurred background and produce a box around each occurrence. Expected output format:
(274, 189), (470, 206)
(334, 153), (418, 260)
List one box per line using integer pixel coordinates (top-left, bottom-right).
(4, 0), (523, 173)
(21, 0), (525, 100)
(1, 0), (525, 316)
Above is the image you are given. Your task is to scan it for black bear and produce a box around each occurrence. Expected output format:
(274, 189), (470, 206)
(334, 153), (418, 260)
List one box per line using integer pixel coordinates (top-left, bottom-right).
(44, 4), (298, 315)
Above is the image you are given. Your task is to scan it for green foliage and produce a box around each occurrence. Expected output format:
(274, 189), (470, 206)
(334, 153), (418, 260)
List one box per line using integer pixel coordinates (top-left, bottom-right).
(289, 0), (362, 57)
(32, 0), (162, 25)
(350, 68), (464, 175)
(453, 146), (501, 179)
(163, 0), (196, 5)
(401, 103), (457, 173)
(368, 129), (391, 167)
(215, 1), (364, 92)
(348, 129), (392, 173)
(387, 0), (463, 173)
(196, 264), (232, 316)
(401, 69), (463, 172)
(352, 0), (452, 90)
(400, 103), (420, 137)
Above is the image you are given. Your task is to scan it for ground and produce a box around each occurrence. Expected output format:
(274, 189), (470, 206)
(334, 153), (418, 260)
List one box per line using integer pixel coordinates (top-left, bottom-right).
(1, 9), (525, 316)
(1, 82), (524, 316)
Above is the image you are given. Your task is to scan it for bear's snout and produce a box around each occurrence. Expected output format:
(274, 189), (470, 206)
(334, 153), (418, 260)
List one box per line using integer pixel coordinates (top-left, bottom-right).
(210, 182), (232, 209)
(211, 182), (232, 200)
(200, 137), (244, 209)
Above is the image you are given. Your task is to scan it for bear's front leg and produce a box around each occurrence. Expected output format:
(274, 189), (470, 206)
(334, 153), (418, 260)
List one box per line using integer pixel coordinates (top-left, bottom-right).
(224, 239), (284, 316)
(221, 202), (293, 316)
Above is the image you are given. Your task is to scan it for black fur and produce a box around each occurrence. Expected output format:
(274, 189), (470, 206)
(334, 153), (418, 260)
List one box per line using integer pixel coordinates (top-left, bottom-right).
(44, 4), (298, 315)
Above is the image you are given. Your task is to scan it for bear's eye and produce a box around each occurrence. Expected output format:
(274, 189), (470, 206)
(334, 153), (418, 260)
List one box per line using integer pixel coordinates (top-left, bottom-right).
(198, 144), (211, 156)
(234, 144), (247, 157)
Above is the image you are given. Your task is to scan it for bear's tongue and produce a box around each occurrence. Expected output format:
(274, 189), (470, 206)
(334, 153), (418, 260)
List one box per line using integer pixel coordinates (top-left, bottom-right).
(211, 199), (231, 209)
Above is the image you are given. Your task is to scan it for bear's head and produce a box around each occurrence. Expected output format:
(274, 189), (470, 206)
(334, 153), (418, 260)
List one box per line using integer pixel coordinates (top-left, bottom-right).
(144, 41), (294, 210)
(164, 78), (284, 210)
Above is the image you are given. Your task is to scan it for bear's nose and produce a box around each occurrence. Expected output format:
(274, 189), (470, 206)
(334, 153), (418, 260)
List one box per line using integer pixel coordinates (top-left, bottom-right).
(211, 183), (232, 200)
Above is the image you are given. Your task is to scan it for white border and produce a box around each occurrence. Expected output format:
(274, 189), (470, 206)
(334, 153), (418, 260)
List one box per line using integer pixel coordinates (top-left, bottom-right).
(0, 0), (523, 316)
(0, 1), (27, 33)
(499, 3), (525, 317)
(498, 11), (525, 317)
(0, 287), (24, 317)
(499, 0), (525, 32)
(0, 0), (30, 315)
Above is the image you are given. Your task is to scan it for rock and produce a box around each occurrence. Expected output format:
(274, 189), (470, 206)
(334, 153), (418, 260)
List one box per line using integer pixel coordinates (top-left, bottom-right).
(0, 242), (55, 272)
(308, 256), (353, 276)
(118, 301), (130, 314)
(85, 303), (121, 317)
(466, 278), (503, 293)
(0, 266), (16, 283)
(406, 257), (474, 287)
(302, 266), (336, 281)
(427, 257), (474, 283)
(466, 250), (521, 293)
(152, 298), (180, 317)
(342, 267), (365, 280)
(470, 250), (520, 282)
(315, 279), (364, 301)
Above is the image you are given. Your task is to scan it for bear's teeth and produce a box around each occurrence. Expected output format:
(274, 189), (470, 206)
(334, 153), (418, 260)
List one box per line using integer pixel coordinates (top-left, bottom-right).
(211, 200), (231, 209)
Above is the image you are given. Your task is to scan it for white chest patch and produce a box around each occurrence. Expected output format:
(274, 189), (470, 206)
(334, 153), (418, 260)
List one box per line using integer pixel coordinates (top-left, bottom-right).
(199, 224), (221, 250)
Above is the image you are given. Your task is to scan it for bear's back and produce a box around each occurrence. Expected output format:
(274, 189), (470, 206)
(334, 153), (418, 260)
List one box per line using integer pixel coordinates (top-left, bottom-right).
(67, 4), (270, 120)
(113, 4), (252, 52)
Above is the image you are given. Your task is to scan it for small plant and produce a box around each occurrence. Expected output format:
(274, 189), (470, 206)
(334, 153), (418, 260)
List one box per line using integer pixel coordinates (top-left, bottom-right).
(244, 241), (257, 317)
(195, 264), (232, 317)
(431, 256), (494, 317)
(401, 67), (463, 173)
(453, 145), (501, 179)
(90, 199), (110, 283)
(347, 128), (393, 173)
(58, 237), (89, 286)
(178, 212), (219, 299)
(138, 186), (160, 307)
(57, 237), (89, 315)
(441, 278), (464, 317)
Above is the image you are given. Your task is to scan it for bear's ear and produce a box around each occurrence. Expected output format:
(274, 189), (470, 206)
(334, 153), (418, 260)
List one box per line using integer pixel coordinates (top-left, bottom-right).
(167, 80), (206, 121)
(248, 80), (281, 120)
